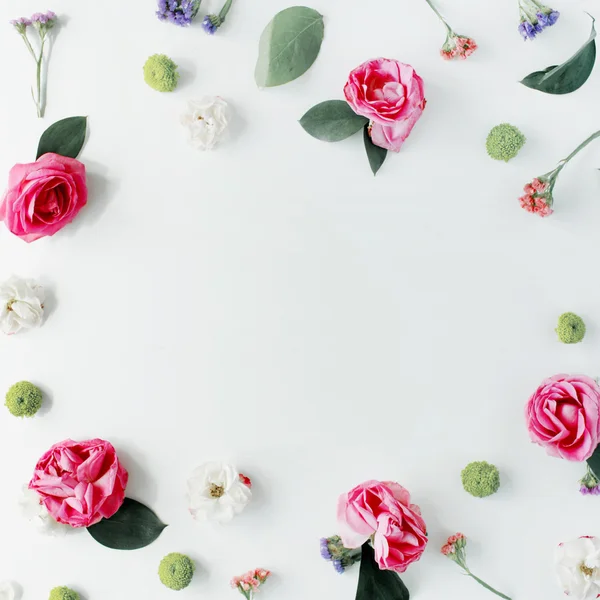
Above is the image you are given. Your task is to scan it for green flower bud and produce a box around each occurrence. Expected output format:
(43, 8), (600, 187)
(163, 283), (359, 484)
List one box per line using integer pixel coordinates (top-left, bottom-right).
(486, 123), (526, 162)
(159, 552), (195, 590)
(556, 312), (586, 344)
(5, 381), (42, 417)
(144, 54), (180, 92)
(49, 587), (80, 600)
(461, 461), (500, 498)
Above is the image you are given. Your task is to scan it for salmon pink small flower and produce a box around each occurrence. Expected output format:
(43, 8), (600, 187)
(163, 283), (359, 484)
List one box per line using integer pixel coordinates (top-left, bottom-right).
(424, 0), (476, 60)
(441, 544), (455, 555)
(231, 568), (271, 599)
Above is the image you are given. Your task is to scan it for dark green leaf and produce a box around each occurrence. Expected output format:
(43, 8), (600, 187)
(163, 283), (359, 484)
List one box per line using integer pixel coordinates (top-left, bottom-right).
(363, 125), (387, 176)
(300, 100), (367, 142)
(255, 6), (324, 87)
(87, 498), (167, 550)
(356, 543), (409, 600)
(521, 16), (596, 94)
(36, 116), (88, 159)
(588, 445), (600, 479)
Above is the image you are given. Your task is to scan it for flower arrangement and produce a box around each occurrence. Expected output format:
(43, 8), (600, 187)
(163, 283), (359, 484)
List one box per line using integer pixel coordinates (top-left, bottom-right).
(9, 11), (58, 117)
(301, 58), (426, 175)
(519, 130), (600, 216)
(1, 116), (89, 241)
(442, 533), (511, 599)
(323, 480), (426, 599)
(0, 277), (44, 335)
(518, 0), (559, 40)
(28, 438), (166, 549)
(231, 569), (271, 599)
(187, 462), (252, 523)
(423, 0), (477, 60)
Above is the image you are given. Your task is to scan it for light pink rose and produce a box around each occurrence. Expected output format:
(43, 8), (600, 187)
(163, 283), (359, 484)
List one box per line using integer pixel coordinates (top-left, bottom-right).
(29, 438), (128, 527)
(0, 152), (87, 243)
(337, 480), (428, 573)
(344, 58), (426, 152)
(525, 374), (600, 461)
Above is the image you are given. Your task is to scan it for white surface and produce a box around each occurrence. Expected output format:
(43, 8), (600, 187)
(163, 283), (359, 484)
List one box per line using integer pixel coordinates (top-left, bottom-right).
(1, 0), (600, 598)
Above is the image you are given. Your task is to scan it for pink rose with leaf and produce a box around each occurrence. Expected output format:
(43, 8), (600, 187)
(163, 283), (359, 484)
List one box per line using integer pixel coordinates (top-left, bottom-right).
(29, 438), (128, 527)
(526, 374), (600, 461)
(337, 480), (428, 573)
(344, 58), (426, 152)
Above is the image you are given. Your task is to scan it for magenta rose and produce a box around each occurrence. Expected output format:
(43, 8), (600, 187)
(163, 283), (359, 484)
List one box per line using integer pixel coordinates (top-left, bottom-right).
(525, 374), (600, 461)
(29, 438), (128, 527)
(344, 58), (426, 152)
(337, 480), (428, 573)
(0, 152), (87, 242)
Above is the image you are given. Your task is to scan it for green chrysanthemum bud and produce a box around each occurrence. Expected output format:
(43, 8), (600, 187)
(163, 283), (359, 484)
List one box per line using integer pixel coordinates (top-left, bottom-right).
(144, 54), (180, 92)
(556, 312), (586, 344)
(5, 381), (42, 417)
(49, 587), (80, 600)
(461, 461), (500, 498)
(159, 552), (195, 590)
(486, 123), (526, 162)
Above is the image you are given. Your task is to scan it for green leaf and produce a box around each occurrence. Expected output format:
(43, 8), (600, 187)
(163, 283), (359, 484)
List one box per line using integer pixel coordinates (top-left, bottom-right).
(588, 445), (600, 479)
(356, 543), (409, 600)
(36, 116), (88, 160)
(300, 100), (368, 142)
(255, 6), (325, 87)
(363, 125), (388, 176)
(520, 15), (596, 94)
(87, 498), (167, 550)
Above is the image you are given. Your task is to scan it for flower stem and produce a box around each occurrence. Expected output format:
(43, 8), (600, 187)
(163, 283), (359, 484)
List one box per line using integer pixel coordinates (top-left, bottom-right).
(466, 571), (512, 600)
(557, 130), (600, 169)
(424, 0), (452, 32)
(218, 0), (234, 21)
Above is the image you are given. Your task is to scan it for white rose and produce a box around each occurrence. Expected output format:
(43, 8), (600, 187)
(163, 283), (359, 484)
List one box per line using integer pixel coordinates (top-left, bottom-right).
(0, 277), (44, 335)
(18, 486), (66, 536)
(187, 462), (252, 523)
(181, 97), (229, 150)
(0, 581), (16, 600)
(555, 536), (600, 599)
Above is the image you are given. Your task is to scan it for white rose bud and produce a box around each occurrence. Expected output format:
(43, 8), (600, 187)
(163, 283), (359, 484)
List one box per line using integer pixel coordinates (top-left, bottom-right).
(181, 97), (229, 150)
(0, 276), (44, 335)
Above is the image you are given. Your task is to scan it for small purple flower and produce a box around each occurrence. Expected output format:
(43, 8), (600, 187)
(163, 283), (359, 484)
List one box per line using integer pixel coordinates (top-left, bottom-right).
(546, 10), (560, 26)
(320, 538), (332, 561)
(519, 20), (538, 40)
(156, 0), (199, 27)
(202, 14), (218, 34)
(333, 560), (345, 574)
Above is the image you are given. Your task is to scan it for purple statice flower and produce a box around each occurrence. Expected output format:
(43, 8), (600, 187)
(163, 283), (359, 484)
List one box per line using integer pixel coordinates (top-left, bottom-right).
(202, 14), (219, 35)
(156, 0), (199, 27)
(31, 11), (56, 24)
(518, 20), (538, 40)
(538, 10), (559, 27)
(9, 17), (32, 27)
(579, 467), (600, 495)
(320, 538), (332, 560)
(333, 560), (345, 574)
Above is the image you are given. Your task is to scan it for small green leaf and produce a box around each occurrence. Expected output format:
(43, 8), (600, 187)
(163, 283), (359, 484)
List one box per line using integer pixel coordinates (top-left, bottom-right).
(587, 445), (600, 479)
(521, 15), (596, 94)
(356, 543), (409, 600)
(363, 125), (387, 176)
(255, 6), (324, 88)
(87, 498), (167, 550)
(300, 100), (368, 142)
(36, 116), (88, 159)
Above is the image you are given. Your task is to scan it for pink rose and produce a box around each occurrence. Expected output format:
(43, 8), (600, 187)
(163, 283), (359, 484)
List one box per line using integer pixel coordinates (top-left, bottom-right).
(525, 374), (600, 461)
(337, 480), (428, 573)
(1, 152), (87, 242)
(344, 58), (426, 152)
(29, 438), (128, 527)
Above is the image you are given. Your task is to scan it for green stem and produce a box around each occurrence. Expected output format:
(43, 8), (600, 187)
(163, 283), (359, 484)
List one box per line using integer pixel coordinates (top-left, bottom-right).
(218, 0), (234, 21)
(424, 0), (452, 32)
(466, 571), (512, 600)
(557, 130), (600, 171)
(20, 33), (37, 61)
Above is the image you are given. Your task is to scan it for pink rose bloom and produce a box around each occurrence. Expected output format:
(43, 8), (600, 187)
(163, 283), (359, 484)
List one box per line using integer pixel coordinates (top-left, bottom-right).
(525, 374), (600, 461)
(344, 58), (426, 152)
(1, 152), (87, 243)
(337, 480), (428, 573)
(29, 438), (128, 527)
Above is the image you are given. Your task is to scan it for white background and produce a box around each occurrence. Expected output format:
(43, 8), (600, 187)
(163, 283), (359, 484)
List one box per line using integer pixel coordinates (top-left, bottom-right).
(1, 0), (600, 598)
